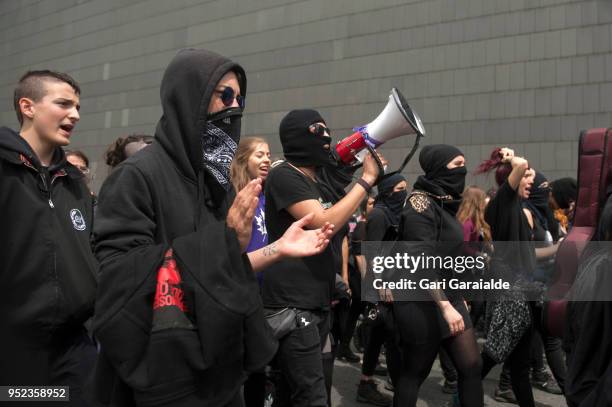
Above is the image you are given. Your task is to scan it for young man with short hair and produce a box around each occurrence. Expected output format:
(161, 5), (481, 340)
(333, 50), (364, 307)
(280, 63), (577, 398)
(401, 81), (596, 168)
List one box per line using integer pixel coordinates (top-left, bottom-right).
(0, 70), (97, 405)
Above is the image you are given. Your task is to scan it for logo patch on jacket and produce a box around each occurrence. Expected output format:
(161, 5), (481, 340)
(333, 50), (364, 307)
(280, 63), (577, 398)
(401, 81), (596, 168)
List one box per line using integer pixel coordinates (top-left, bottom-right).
(152, 249), (195, 331)
(69, 209), (86, 231)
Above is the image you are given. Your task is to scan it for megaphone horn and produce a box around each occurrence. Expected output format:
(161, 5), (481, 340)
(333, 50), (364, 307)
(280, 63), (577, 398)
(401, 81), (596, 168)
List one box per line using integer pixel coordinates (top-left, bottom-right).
(334, 88), (426, 168)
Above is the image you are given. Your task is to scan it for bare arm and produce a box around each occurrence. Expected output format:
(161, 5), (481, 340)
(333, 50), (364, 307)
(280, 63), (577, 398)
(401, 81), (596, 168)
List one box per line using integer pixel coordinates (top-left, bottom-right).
(286, 153), (384, 235)
(246, 213), (334, 272)
(499, 148), (529, 191)
(341, 236), (349, 289)
(507, 157), (529, 190)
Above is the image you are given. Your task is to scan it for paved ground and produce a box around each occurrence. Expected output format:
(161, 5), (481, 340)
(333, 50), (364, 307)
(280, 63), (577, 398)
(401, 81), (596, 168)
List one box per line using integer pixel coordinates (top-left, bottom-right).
(330, 357), (567, 407)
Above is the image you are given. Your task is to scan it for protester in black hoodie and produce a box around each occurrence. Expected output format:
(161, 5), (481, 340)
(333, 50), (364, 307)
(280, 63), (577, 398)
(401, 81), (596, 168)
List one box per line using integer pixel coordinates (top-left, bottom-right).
(0, 70), (97, 406)
(90, 49), (333, 407)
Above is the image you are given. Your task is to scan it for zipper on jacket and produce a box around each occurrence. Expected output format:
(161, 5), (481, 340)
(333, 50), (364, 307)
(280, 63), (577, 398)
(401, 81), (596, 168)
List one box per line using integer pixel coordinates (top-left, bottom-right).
(40, 173), (54, 208)
(21, 157), (55, 208)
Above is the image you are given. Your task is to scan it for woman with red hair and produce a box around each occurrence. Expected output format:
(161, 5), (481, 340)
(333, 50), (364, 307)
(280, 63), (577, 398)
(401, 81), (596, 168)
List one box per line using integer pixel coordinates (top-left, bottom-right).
(476, 147), (539, 407)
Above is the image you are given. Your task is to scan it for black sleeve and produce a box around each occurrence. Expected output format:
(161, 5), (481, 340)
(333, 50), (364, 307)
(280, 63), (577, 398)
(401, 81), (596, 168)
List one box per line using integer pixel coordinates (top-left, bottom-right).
(266, 164), (319, 210)
(485, 181), (516, 232)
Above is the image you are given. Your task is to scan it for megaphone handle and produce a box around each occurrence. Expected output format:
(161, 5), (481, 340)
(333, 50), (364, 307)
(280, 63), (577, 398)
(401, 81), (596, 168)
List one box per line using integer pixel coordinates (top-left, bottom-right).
(364, 143), (385, 185)
(396, 134), (424, 174)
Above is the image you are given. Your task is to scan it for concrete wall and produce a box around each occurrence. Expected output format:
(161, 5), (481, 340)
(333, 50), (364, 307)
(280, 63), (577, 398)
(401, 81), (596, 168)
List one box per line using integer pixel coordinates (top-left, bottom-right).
(1, 0), (611, 192)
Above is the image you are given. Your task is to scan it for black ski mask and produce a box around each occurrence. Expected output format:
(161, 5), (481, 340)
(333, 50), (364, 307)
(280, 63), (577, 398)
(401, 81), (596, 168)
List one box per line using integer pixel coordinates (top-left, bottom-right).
(202, 107), (242, 191)
(280, 109), (335, 167)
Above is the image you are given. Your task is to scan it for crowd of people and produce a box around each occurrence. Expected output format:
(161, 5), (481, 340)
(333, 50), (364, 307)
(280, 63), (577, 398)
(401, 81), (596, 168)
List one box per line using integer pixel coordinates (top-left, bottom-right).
(0, 47), (609, 407)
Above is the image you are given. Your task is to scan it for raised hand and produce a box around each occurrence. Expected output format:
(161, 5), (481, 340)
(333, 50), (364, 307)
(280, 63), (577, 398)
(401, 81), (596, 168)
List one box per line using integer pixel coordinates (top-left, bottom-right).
(276, 213), (334, 258)
(499, 147), (515, 163)
(362, 151), (388, 185)
(227, 178), (261, 252)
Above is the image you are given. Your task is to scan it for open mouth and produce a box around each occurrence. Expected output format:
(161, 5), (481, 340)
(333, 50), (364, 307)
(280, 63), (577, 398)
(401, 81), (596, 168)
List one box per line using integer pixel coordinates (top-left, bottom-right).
(59, 123), (74, 135)
(259, 166), (269, 175)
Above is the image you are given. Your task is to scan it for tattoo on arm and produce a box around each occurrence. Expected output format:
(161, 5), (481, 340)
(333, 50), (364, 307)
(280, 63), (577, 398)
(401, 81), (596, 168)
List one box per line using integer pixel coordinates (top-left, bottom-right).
(263, 243), (278, 257)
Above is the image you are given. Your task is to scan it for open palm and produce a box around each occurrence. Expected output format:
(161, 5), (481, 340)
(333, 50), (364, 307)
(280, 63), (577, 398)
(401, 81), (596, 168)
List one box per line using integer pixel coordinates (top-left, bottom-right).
(278, 213), (334, 258)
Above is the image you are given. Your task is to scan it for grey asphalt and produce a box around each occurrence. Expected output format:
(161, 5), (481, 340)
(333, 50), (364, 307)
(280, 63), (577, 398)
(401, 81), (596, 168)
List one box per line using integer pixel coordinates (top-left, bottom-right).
(330, 357), (567, 407)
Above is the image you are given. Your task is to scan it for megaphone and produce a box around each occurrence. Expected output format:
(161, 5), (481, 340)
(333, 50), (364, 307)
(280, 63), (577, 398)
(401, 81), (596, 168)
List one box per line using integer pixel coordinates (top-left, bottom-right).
(334, 88), (426, 168)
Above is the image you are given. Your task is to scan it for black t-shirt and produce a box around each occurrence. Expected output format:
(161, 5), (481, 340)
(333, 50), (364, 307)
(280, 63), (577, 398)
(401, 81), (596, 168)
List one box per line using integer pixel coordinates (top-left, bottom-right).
(262, 162), (336, 310)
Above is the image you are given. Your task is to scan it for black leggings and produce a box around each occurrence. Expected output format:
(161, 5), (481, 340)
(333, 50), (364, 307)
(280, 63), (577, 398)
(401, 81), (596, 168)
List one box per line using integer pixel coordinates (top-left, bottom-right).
(394, 328), (483, 407)
(482, 324), (535, 407)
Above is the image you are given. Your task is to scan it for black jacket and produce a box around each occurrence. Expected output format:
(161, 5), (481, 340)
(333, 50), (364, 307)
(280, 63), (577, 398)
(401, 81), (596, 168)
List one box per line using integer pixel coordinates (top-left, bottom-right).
(90, 49), (276, 407)
(0, 127), (97, 381)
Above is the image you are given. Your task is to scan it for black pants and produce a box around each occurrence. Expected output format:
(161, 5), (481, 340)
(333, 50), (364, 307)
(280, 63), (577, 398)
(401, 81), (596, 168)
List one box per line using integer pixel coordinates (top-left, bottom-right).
(243, 371), (267, 407)
(0, 328), (97, 407)
(273, 311), (331, 407)
(532, 304), (566, 391)
(361, 304), (400, 383)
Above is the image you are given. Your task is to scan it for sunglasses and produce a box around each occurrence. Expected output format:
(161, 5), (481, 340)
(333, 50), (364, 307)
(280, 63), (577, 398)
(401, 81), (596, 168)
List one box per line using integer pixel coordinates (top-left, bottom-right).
(309, 123), (331, 138)
(215, 86), (245, 109)
(75, 165), (90, 174)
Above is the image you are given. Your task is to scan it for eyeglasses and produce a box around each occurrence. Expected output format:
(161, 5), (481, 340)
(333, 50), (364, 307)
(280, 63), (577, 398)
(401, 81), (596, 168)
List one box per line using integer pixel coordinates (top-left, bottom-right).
(309, 123), (331, 138)
(214, 86), (245, 109)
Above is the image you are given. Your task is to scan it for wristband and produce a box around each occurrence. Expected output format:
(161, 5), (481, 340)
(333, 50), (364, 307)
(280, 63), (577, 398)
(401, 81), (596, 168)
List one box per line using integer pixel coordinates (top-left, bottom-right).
(355, 178), (372, 193)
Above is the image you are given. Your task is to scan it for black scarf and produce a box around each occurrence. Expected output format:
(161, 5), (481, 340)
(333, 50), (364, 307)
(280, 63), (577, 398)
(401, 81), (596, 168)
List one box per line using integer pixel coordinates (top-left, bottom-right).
(201, 107), (242, 191)
(280, 109), (335, 167)
(374, 173), (407, 227)
(523, 171), (559, 240)
(413, 144), (465, 216)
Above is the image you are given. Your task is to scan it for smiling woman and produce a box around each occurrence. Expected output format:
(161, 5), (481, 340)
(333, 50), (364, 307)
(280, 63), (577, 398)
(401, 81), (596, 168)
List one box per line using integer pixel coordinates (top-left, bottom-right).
(230, 137), (271, 255)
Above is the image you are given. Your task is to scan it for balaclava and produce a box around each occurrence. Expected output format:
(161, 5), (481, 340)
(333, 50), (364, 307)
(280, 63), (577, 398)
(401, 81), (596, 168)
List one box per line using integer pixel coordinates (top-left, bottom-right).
(280, 109), (334, 167)
(374, 173), (408, 226)
(417, 144), (466, 199)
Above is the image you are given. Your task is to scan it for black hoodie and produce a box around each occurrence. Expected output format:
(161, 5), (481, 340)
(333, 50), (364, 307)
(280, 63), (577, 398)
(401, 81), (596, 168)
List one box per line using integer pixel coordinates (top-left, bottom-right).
(90, 49), (276, 407)
(0, 127), (97, 382)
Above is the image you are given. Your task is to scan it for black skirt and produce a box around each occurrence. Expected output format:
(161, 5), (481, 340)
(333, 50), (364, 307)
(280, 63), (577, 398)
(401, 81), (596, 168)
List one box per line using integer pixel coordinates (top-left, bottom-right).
(393, 299), (473, 345)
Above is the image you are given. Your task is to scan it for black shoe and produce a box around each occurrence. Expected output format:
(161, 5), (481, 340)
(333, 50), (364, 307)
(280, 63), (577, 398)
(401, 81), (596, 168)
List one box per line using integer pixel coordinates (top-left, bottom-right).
(441, 379), (458, 394)
(357, 380), (392, 406)
(493, 387), (518, 404)
(337, 345), (361, 363)
(531, 369), (563, 395)
(383, 376), (394, 392)
(373, 364), (387, 376)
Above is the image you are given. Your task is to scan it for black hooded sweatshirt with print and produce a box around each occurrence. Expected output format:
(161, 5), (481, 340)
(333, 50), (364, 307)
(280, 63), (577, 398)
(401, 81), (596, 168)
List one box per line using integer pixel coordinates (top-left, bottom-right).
(89, 49), (276, 407)
(0, 127), (97, 383)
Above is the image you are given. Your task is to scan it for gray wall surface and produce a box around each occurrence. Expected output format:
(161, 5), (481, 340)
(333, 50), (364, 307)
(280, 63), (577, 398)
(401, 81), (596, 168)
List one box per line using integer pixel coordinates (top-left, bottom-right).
(1, 0), (612, 192)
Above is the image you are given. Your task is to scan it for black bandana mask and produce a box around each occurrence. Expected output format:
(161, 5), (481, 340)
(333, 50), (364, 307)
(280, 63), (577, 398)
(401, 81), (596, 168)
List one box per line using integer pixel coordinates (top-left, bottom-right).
(430, 166), (467, 199)
(202, 107), (242, 190)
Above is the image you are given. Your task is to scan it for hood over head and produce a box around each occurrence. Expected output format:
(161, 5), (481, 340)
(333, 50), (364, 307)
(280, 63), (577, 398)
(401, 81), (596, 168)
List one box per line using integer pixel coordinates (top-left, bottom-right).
(154, 49), (246, 182)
